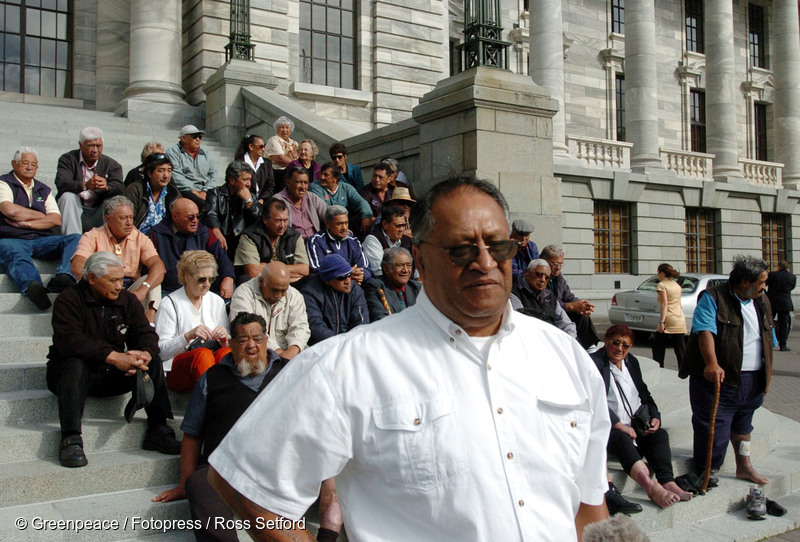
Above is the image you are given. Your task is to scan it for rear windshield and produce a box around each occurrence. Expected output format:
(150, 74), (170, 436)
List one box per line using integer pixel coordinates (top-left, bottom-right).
(637, 276), (700, 293)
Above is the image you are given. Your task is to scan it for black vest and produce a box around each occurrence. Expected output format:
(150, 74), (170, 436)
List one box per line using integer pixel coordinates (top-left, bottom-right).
(0, 173), (52, 239)
(200, 359), (288, 464)
(241, 221), (302, 264)
(512, 283), (559, 325)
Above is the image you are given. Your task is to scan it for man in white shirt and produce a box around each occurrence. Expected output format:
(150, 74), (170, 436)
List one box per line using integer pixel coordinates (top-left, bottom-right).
(209, 175), (611, 541)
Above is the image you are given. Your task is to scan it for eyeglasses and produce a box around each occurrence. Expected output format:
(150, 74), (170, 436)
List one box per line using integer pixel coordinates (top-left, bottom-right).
(609, 339), (632, 350)
(190, 134), (203, 140)
(149, 153), (167, 161)
(195, 275), (217, 284)
(233, 334), (267, 345)
(334, 272), (353, 281)
(181, 214), (200, 222)
(422, 239), (518, 266)
(331, 154), (345, 159)
(533, 271), (551, 280)
(548, 261), (564, 269)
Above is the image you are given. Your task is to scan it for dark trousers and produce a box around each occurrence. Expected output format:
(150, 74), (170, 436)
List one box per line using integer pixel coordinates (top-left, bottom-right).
(652, 332), (686, 368)
(774, 310), (792, 348)
(689, 371), (765, 471)
(568, 312), (601, 348)
(607, 427), (675, 484)
(46, 356), (173, 437)
(186, 465), (238, 542)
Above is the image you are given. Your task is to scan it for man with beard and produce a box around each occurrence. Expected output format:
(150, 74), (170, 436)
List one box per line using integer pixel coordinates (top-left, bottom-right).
(363, 247), (420, 321)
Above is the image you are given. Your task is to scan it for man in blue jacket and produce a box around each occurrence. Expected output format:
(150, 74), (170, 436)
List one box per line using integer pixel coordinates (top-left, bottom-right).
(307, 205), (372, 285)
(300, 254), (368, 345)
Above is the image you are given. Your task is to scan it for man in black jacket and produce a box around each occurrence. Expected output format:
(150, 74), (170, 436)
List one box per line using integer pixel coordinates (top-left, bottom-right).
(510, 259), (576, 338)
(55, 127), (124, 235)
(766, 260), (796, 351)
(46, 251), (179, 468)
(363, 247), (420, 321)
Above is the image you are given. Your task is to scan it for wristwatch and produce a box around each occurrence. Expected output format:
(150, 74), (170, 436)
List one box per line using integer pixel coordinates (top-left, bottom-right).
(142, 281), (152, 290)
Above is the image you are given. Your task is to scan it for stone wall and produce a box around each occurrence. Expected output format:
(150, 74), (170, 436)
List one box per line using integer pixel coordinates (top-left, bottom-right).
(72, 0), (99, 108)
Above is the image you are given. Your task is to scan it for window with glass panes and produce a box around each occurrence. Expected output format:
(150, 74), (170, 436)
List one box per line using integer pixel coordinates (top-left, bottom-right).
(615, 74), (625, 142)
(611, 0), (624, 34)
(762, 213), (787, 270)
(685, 207), (717, 273)
(685, 0), (704, 53)
(754, 102), (768, 161)
(299, 0), (356, 90)
(593, 200), (630, 273)
(0, 0), (71, 97)
(690, 89), (706, 153)
(749, 4), (766, 69)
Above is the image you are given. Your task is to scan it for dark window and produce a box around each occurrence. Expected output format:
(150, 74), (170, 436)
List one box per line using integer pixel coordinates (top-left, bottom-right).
(685, 0), (704, 53)
(612, 0), (624, 34)
(749, 4), (766, 69)
(299, 0), (356, 89)
(593, 200), (631, 273)
(690, 89), (706, 153)
(0, 0), (71, 97)
(615, 74), (625, 142)
(754, 102), (768, 161)
(762, 213), (788, 270)
(685, 207), (717, 273)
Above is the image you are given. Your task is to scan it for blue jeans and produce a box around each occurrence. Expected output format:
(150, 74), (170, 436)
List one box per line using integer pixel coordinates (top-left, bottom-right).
(0, 234), (81, 294)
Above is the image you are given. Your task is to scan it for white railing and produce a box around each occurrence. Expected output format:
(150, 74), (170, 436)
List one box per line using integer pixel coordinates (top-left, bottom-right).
(567, 136), (632, 169)
(740, 158), (784, 187)
(660, 148), (714, 179)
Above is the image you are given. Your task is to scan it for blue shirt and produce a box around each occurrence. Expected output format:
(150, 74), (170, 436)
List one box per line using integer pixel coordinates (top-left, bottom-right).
(512, 241), (540, 278)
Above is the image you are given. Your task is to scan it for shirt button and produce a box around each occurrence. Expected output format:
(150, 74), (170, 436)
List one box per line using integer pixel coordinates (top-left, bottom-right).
(497, 407), (503, 414)
(456, 329), (462, 335)
(518, 499), (525, 507)
(507, 452), (514, 459)
(449, 337), (455, 343)
(413, 418), (421, 426)
(570, 421), (577, 428)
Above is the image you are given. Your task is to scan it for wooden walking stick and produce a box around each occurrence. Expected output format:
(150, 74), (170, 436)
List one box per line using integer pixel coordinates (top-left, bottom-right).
(701, 379), (722, 493)
(377, 288), (392, 316)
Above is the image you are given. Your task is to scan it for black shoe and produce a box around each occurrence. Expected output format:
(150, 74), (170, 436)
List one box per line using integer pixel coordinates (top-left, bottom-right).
(696, 468), (719, 488)
(26, 280), (51, 310)
(59, 435), (88, 468)
(142, 425), (181, 455)
(780, 346), (791, 352)
(46, 273), (76, 293)
(605, 483), (643, 515)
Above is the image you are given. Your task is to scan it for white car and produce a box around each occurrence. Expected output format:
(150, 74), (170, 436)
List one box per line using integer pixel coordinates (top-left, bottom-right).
(608, 273), (728, 337)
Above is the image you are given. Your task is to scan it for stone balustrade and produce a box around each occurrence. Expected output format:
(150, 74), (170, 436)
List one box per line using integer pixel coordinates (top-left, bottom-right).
(660, 148), (714, 179)
(740, 158), (784, 186)
(567, 136), (632, 169)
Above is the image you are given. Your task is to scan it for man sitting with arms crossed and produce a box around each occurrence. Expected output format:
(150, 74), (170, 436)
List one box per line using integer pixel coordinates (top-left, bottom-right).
(510, 259), (576, 339)
(307, 205), (371, 285)
(363, 247), (420, 321)
(208, 175), (610, 541)
(166, 125), (219, 210)
(234, 197), (309, 285)
(71, 196), (165, 323)
(230, 262), (310, 360)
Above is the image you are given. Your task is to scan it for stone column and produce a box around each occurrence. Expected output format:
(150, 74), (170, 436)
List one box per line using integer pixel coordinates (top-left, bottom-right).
(529, 0), (567, 155)
(772, 0), (800, 187)
(705, 0), (741, 178)
(94, 0), (129, 112)
(625, 0), (661, 171)
(124, 0), (184, 103)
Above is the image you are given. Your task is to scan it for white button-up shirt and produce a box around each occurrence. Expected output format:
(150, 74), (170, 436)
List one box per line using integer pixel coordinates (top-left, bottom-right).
(210, 290), (610, 542)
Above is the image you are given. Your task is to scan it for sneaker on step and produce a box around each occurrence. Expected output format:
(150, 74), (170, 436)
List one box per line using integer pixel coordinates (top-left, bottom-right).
(746, 487), (767, 520)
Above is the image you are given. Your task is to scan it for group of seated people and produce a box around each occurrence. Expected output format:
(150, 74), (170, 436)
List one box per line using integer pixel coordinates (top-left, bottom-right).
(1, 119), (693, 539)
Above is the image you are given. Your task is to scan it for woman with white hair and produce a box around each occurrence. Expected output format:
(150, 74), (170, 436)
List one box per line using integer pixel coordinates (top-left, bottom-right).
(264, 116), (299, 193)
(155, 250), (230, 392)
(288, 139), (321, 181)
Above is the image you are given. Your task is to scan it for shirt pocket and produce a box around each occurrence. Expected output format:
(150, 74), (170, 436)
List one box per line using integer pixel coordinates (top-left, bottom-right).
(537, 397), (592, 478)
(372, 395), (470, 491)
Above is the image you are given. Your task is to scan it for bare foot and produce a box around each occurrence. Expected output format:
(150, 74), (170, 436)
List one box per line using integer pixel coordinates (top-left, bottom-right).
(663, 481), (694, 501)
(736, 466), (769, 484)
(646, 482), (681, 508)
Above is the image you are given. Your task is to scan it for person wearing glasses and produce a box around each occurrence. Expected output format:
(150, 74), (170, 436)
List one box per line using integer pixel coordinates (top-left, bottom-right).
(155, 250), (231, 393)
(124, 152), (181, 235)
(510, 259), (576, 338)
(591, 325), (693, 509)
(149, 198), (234, 298)
(234, 133), (274, 203)
(307, 205), (372, 285)
(361, 205), (413, 277)
(329, 141), (364, 190)
(209, 176), (613, 541)
(300, 253), (368, 346)
(310, 162), (374, 237)
(363, 247), (420, 321)
(166, 124), (219, 210)
(124, 141), (164, 188)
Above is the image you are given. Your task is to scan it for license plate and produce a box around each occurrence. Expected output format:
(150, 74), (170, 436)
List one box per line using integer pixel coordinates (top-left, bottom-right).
(624, 314), (644, 323)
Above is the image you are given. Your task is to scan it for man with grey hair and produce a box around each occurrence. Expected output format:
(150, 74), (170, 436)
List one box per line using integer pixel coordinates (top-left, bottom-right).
(510, 259), (577, 338)
(47, 251), (179, 468)
(166, 124), (219, 210)
(208, 175), (611, 541)
(307, 204), (371, 284)
(55, 126), (124, 235)
(680, 254), (775, 487)
(71, 195), (165, 322)
(203, 160), (261, 262)
(0, 147), (81, 310)
(363, 246), (420, 321)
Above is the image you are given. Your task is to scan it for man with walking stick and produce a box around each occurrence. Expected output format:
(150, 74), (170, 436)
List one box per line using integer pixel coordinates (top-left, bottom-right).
(679, 255), (775, 490)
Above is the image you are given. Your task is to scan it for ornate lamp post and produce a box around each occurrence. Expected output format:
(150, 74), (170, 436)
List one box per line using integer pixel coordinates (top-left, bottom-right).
(457, 0), (511, 71)
(225, 0), (255, 61)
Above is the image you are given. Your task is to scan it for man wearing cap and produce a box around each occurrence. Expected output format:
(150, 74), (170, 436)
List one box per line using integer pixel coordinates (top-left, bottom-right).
(510, 219), (539, 279)
(300, 253), (368, 345)
(55, 126), (124, 236)
(362, 205), (413, 277)
(166, 125), (219, 210)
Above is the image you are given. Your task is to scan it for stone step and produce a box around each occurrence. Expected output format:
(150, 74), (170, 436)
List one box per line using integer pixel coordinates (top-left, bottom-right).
(0, 448), (180, 507)
(0, 313), (54, 337)
(0, 337), (52, 364)
(648, 378), (690, 417)
(0, 362), (46, 393)
(0, 485), (190, 541)
(0, 292), (59, 313)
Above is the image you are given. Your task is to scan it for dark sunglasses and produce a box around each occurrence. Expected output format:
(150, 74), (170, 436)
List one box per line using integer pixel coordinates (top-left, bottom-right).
(610, 339), (632, 350)
(182, 214), (200, 222)
(533, 270), (551, 280)
(331, 154), (345, 159)
(188, 134), (203, 140)
(196, 275), (217, 284)
(149, 153), (168, 161)
(334, 272), (353, 281)
(422, 239), (518, 266)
